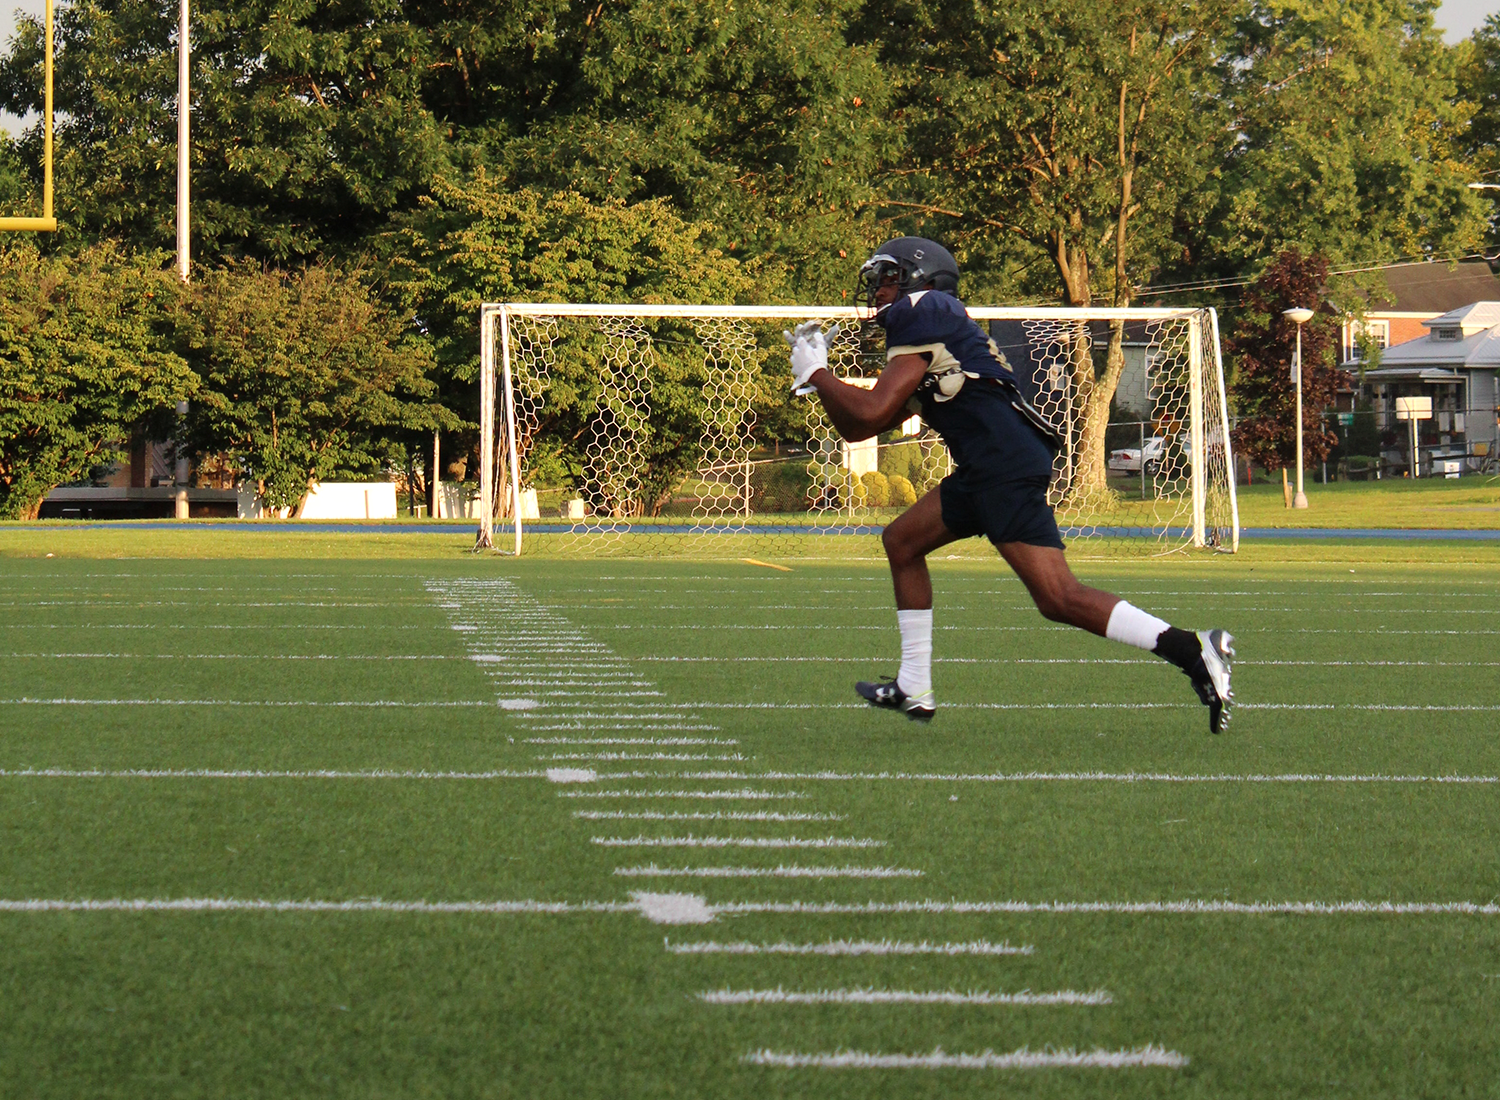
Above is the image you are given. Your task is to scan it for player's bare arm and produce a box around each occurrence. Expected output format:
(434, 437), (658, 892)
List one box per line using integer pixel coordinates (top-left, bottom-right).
(806, 353), (928, 441)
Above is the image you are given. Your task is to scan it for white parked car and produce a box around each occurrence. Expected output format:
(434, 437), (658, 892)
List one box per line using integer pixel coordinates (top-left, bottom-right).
(1107, 432), (1199, 474)
(1108, 436), (1167, 474)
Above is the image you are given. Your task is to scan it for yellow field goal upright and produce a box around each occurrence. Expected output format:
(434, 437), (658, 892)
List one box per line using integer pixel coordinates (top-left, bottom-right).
(0, 0), (56, 232)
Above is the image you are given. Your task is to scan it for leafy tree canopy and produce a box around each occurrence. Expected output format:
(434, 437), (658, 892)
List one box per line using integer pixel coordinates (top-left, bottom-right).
(0, 243), (195, 518)
(179, 262), (450, 512)
(1207, 0), (1487, 274)
(860, 0), (1239, 308)
(1457, 13), (1500, 240)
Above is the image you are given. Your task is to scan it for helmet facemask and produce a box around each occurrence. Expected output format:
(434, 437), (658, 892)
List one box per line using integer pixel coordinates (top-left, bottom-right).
(856, 254), (903, 313)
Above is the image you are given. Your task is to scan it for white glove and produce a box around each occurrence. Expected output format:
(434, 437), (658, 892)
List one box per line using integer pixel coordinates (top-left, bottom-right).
(782, 320), (842, 394)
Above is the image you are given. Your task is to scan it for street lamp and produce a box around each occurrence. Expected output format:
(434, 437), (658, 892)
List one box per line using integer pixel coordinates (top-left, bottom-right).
(1284, 307), (1314, 510)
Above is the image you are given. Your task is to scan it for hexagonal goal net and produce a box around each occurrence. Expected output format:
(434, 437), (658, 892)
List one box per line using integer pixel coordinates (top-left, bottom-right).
(476, 304), (1238, 558)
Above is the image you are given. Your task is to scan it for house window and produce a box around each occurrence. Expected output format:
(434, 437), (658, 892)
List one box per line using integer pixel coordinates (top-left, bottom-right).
(1346, 319), (1389, 362)
(1433, 326), (1462, 341)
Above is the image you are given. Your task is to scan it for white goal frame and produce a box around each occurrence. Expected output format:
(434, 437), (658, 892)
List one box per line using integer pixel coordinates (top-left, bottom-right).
(476, 302), (1239, 555)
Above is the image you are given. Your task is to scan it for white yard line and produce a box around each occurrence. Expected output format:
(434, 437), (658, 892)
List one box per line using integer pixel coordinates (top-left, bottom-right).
(560, 789), (807, 800)
(4, 653), (463, 661)
(710, 899), (1500, 916)
(5, 895), (1497, 919)
(615, 864), (922, 879)
(0, 698), (499, 708)
(0, 898), (631, 913)
(0, 624), (430, 630)
(701, 988), (1111, 1006)
(539, 603), (1499, 615)
(4, 768), (1488, 785)
(522, 691), (667, 699)
(12, 698), (1489, 714)
(591, 835), (882, 849)
(584, 769), (1500, 784)
(631, 656), (1500, 668)
(574, 811), (841, 821)
(525, 720), (723, 729)
(0, 767), (547, 780)
(568, 624), (1500, 635)
(742, 1046), (1188, 1069)
(538, 753), (747, 762)
(527, 738), (739, 746)
(668, 939), (1031, 955)
(658, 701), (1500, 713)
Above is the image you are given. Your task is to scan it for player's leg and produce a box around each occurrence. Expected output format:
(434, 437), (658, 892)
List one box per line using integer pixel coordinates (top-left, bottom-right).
(855, 487), (962, 721)
(882, 485), (962, 610)
(996, 541), (1234, 732)
(991, 520), (1234, 734)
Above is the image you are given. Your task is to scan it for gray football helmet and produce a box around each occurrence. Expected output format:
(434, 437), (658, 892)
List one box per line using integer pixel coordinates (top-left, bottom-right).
(857, 237), (960, 307)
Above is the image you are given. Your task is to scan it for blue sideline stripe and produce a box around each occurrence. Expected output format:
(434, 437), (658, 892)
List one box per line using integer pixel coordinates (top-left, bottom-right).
(25, 521), (1500, 540)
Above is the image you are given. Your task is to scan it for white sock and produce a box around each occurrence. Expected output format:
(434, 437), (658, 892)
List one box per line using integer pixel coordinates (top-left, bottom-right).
(1105, 601), (1172, 652)
(896, 608), (933, 700)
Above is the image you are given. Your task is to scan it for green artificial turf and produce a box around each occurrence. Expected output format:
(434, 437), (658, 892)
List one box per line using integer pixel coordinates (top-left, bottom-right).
(1, 548), (1498, 1098)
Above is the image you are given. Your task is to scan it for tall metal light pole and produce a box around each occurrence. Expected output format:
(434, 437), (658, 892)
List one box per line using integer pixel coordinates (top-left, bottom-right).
(1284, 308), (1313, 510)
(173, 0), (191, 518)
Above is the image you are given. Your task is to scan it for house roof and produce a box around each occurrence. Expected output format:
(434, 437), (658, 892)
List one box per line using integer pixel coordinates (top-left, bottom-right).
(1379, 305), (1500, 368)
(1367, 260), (1500, 314)
(1360, 366), (1469, 383)
(1421, 301), (1500, 332)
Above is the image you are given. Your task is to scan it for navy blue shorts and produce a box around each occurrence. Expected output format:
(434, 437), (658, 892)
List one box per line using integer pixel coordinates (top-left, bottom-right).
(939, 474), (1064, 551)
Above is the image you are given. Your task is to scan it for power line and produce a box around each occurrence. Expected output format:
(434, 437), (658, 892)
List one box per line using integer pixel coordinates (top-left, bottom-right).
(1141, 248), (1494, 298)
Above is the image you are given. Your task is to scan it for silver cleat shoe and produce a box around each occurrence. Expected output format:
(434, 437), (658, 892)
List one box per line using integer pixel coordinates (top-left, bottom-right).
(1189, 629), (1235, 734)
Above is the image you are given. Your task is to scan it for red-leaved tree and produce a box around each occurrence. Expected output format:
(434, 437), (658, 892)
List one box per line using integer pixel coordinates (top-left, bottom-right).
(1227, 250), (1342, 499)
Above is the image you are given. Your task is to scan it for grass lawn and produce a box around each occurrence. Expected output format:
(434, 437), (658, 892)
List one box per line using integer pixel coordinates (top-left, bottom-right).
(1231, 472), (1500, 529)
(0, 531), (1497, 1098)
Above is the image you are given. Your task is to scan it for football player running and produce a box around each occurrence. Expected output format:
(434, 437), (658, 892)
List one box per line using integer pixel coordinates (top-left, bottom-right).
(785, 237), (1234, 732)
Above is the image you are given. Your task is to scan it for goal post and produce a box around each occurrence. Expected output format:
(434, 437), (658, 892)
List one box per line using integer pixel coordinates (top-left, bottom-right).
(0, 0), (56, 233)
(476, 302), (1239, 558)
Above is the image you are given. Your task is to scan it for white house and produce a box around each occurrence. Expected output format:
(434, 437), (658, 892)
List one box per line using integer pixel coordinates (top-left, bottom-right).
(1359, 301), (1500, 473)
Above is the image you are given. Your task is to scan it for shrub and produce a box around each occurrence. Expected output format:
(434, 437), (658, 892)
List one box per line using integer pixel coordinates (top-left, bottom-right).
(860, 470), (891, 507)
(750, 457), (814, 513)
(888, 474), (917, 507)
(879, 440), (922, 483)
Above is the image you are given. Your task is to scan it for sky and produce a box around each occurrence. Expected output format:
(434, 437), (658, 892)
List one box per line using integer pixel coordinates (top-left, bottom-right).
(1, 0), (1498, 135)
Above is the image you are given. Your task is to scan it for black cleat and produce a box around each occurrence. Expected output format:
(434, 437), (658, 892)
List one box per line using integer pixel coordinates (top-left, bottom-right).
(1188, 629), (1235, 734)
(855, 676), (935, 722)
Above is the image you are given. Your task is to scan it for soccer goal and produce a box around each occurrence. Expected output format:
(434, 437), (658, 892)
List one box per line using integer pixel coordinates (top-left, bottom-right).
(476, 303), (1238, 558)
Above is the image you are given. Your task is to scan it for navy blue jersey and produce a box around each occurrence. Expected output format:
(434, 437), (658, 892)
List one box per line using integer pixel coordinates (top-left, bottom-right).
(878, 290), (1056, 487)
(881, 289), (1013, 382)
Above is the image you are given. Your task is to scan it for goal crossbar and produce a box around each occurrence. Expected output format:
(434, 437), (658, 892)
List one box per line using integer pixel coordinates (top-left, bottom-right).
(489, 302), (1210, 321)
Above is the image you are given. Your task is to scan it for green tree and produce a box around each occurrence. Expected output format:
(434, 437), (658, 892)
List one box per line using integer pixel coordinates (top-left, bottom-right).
(180, 262), (449, 514)
(0, 0), (448, 261)
(445, 0), (894, 299)
(1457, 13), (1500, 238)
(389, 174), (772, 515)
(1227, 249), (1340, 500)
(0, 244), (195, 519)
(0, 0), (889, 296)
(1210, 0), (1487, 271)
